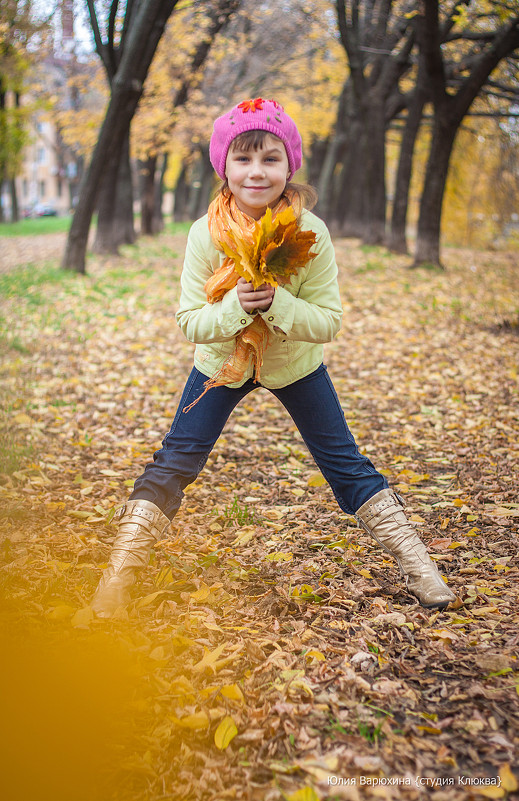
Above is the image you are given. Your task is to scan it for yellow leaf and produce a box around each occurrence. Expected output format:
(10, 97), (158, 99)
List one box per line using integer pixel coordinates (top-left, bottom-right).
(430, 628), (457, 642)
(265, 551), (293, 562)
(499, 763), (518, 792)
(14, 413), (34, 426)
(193, 642), (227, 674)
(286, 678), (314, 699)
(307, 472), (326, 487)
(171, 711), (210, 730)
(190, 584), (211, 602)
(305, 650), (326, 662)
(201, 619), (224, 632)
(471, 605), (499, 616)
(269, 759), (299, 775)
(47, 605), (76, 620)
(232, 526), (255, 546)
(214, 715), (238, 749)
(409, 473), (430, 483)
(220, 684), (245, 704)
(472, 788), (504, 799)
(170, 634), (197, 649)
(416, 725), (442, 734)
(149, 646), (166, 661)
(170, 676), (196, 699)
(221, 205), (317, 290)
(199, 684), (219, 699)
(285, 788), (321, 801)
(71, 606), (94, 628)
(358, 569), (372, 579)
(135, 591), (165, 609)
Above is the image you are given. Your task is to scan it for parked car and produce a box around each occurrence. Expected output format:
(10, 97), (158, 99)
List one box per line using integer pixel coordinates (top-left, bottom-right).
(22, 203), (58, 218)
(35, 204), (58, 217)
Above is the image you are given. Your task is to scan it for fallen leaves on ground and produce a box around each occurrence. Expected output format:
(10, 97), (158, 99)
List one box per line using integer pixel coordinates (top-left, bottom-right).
(0, 233), (518, 801)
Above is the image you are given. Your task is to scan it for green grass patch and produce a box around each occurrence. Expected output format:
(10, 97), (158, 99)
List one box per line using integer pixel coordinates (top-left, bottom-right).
(360, 244), (390, 257)
(0, 314), (31, 353)
(0, 216), (191, 238)
(354, 259), (386, 274)
(0, 216), (72, 236)
(223, 496), (260, 526)
(0, 427), (34, 474)
(0, 263), (79, 302)
(163, 220), (192, 235)
(412, 260), (445, 272)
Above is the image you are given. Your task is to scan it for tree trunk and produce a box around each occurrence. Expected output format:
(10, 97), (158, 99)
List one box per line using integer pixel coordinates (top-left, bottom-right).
(313, 76), (350, 224)
(413, 118), (457, 267)
(139, 154), (157, 235)
(193, 146), (214, 220)
(313, 133), (346, 223)
(153, 152), (167, 233)
(387, 91), (427, 254)
(364, 101), (387, 244)
(9, 178), (18, 222)
(93, 129), (134, 252)
(307, 139), (328, 190)
(322, 77), (390, 244)
(413, 1), (519, 268)
(331, 118), (366, 238)
(173, 163), (190, 222)
(116, 132), (135, 244)
(62, 0), (178, 273)
(138, 152), (168, 234)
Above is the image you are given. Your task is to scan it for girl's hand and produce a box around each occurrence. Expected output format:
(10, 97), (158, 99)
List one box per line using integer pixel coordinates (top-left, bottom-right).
(237, 277), (275, 314)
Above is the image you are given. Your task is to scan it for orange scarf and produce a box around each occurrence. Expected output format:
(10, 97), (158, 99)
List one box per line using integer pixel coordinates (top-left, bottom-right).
(183, 190), (308, 412)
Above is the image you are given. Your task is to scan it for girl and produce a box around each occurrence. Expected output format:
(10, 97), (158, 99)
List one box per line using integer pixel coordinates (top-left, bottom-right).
(91, 98), (455, 618)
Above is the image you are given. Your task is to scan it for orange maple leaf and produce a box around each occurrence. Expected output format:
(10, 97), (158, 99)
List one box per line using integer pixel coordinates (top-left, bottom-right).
(221, 206), (317, 290)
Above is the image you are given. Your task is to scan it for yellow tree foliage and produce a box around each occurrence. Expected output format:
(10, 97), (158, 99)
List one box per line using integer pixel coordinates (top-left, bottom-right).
(51, 68), (108, 159)
(443, 117), (519, 249)
(134, 0), (347, 185)
(131, 3), (232, 162)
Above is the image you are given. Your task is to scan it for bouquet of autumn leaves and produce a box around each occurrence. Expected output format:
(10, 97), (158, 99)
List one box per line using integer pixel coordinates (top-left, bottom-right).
(184, 206), (317, 411)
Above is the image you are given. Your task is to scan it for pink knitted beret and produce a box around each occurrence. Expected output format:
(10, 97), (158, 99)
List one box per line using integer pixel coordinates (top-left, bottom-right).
(209, 98), (303, 180)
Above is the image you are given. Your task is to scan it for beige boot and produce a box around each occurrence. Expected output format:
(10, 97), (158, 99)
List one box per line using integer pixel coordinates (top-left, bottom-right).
(355, 489), (456, 608)
(91, 499), (170, 618)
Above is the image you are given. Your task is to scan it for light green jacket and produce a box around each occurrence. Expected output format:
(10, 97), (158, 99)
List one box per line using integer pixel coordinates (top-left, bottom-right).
(175, 209), (343, 389)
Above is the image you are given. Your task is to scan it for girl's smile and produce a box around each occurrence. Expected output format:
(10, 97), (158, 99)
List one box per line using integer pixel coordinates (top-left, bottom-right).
(225, 134), (290, 219)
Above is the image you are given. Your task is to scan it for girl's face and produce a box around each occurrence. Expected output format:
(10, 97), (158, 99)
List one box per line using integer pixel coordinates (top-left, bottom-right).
(225, 133), (290, 219)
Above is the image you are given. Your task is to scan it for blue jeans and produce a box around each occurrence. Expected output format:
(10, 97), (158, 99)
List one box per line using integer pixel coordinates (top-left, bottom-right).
(130, 364), (388, 520)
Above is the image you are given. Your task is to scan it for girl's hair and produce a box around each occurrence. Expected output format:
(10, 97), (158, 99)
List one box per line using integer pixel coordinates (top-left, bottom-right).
(219, 129), (318, 212)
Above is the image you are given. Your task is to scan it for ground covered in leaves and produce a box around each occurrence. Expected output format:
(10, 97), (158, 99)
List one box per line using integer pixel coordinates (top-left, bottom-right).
(0, 230), (518, 801)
